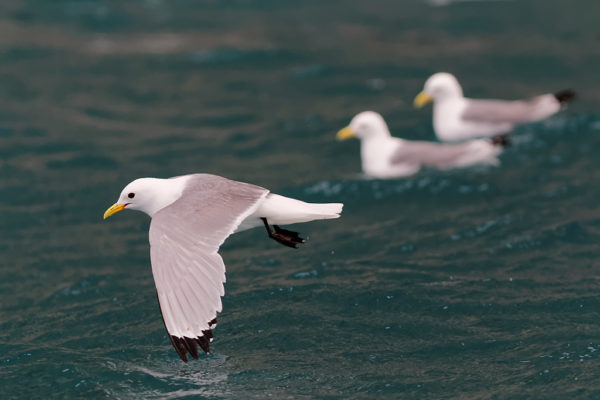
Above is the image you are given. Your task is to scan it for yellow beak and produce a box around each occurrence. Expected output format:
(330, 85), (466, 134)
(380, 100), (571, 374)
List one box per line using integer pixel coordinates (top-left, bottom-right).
(413, 91), (433, 108)
(103, 203), (127, 219)
(336, 126), (356, 141)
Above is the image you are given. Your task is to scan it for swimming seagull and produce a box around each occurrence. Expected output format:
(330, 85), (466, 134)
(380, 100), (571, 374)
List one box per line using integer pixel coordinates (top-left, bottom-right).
(336, 111), (507, 178)
(103, 173), (343, 361)
(414, 72), (576, 142)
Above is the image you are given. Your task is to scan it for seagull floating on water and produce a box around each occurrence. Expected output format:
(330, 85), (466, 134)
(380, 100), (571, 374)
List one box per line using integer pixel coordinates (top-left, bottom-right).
(337, 111), (507, 179)
(414, 72), (575, 142)
(103, 173), (343, 361)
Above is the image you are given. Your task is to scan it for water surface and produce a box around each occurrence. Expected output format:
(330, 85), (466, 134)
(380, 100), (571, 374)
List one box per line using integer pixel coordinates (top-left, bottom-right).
(1, 0), (600, 398)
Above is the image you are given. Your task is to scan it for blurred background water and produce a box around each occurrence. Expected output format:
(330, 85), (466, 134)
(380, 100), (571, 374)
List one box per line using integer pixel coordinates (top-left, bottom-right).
(1, 0), (600, 398)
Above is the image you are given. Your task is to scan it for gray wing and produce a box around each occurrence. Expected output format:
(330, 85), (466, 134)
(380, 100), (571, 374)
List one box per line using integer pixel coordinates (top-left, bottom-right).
(461, 95), (552, 124)
(149, 174), (269, 361)
(390, 140), (477, 168)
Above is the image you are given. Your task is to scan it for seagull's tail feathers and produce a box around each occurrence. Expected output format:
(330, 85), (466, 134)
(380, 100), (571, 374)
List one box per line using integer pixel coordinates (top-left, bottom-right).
(554, 89), (576, 105)
(304, 202), (344, 220)
(256, 194), (343, 226)
(457, 140), (503, 167)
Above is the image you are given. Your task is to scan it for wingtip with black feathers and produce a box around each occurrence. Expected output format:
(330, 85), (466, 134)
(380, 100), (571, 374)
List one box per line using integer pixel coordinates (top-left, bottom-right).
(157, 292), (218, 362)
(490, 134), (511, 148)
(168, 320), (216, 362)
(169, 333), (212, 362)
(554, 89), (576, 105)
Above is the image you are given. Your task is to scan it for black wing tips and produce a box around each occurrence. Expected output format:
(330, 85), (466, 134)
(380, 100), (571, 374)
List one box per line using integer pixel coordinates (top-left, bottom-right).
(554, 89), (576, 105)
(490, 134), (511, 148)
(168, 334), (191, 362)
(156, 294), (218, 362)
(168, 319), (217, 362)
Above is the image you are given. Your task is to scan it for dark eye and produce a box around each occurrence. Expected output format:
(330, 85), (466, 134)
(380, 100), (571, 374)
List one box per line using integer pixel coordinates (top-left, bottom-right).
(128, 193), (135, 199)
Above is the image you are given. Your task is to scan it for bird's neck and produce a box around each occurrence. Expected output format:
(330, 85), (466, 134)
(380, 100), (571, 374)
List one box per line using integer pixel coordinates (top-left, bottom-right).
(436, 90), (464, 104)
(143, 176), (192, 217)
(360, 135), (395, 172)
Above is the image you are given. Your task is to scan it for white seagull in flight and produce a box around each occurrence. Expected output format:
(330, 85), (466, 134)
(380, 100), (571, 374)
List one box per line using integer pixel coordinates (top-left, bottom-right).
(104, 173), (343, 361)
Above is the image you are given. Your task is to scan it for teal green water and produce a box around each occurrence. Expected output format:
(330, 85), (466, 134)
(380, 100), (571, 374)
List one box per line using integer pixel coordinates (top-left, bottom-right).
(2, 0), (600, 398)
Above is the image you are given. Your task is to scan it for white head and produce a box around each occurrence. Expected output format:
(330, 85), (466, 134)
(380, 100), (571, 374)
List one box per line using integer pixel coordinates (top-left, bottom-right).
(414, 72), (463, 107)
(104, 177), (188, 219)
(336, 111), (391, 141)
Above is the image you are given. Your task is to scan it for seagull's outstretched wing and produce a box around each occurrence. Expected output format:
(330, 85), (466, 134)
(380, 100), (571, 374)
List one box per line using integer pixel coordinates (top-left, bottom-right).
(460, 95), (559, 124)
(149, 174), (269, 361)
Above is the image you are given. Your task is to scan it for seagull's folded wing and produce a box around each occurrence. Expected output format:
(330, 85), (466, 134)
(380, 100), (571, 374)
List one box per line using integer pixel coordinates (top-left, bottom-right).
(461, 96), (553, 124)
(149, 174), (269, 361)
(390, 140), (477, 169)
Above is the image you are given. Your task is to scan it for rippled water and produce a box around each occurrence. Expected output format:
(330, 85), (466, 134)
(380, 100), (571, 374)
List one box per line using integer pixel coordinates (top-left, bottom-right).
(1, 0), (600, 398)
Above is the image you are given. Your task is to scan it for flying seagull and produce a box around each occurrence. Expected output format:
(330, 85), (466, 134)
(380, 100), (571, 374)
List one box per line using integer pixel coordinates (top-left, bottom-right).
(414, 72), (575, 142)
(336, 111), (507, 178)
(103, 173), (343, 361)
